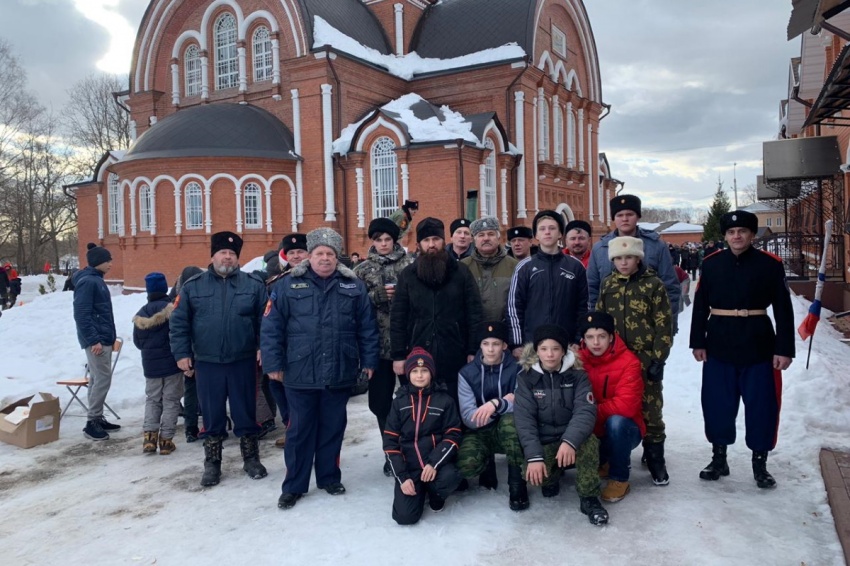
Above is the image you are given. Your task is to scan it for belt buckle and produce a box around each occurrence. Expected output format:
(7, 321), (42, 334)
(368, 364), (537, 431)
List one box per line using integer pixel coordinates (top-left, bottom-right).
(736, 309), (749, 317)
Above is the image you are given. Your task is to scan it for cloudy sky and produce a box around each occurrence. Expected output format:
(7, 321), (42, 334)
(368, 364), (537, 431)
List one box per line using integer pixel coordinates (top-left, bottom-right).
(1, 0), (800, 209)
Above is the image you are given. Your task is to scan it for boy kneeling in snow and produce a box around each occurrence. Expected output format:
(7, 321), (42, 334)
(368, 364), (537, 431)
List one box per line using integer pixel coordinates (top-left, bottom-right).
(457, 321), (528, 511)
(383, 348), (463, 525)
(514, 324), (608, 525)
(577, 311), (645, 503)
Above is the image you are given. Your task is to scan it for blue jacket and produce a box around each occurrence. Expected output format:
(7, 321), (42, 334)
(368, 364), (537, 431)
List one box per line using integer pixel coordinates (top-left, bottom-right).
(169, 267), (267, 364)
(72, 266), (116, 349)
(457, 350), (519, 430)
(133, 295), (181, 378)
(587, 228), (681, 316)
(260, 263), (379, 390)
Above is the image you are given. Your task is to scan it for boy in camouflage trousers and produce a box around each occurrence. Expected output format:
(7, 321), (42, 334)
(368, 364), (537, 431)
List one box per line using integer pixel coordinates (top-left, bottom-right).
(596, 236), (672, 486)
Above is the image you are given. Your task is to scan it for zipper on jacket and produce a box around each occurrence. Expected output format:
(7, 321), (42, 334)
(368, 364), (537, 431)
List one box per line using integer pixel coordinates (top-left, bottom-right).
(413, 391), (426, 469)
(603, 376), (609, 399)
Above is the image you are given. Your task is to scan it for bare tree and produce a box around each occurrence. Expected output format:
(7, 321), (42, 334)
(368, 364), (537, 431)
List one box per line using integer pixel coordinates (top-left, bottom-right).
(0, 39), (42, 181)
(738, 182), (758, 207)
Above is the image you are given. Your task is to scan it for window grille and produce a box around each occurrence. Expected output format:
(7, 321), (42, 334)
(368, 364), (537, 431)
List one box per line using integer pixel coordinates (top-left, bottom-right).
(371, 137), (398, 219)
(215, 13), (238, 90)
(553, 105), (563, 163)
(185, 182), (204, 230)
(540, 100), (550, 161)
(139, 184), (152, 231)
(567, 110), (577, 166)
(244, 183), (262, 229)
(184, 44), (201, 96)
(252, 26), (273, 82)
(108, 174), (123, 234)
(482, 139), (497, 217)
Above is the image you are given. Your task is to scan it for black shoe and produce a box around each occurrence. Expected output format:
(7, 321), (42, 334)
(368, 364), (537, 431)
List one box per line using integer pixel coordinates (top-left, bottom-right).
(97, 417), (121, 431)
(752, 451), (776, 489)
(185, 426), (199, 443)
(240, 435), (268, 480)
(479, 456), (498, 490)
(257, 419), (277, 440)
(429, 493), (446, 512)
(383, 460), (393, 477)
(699, 444), (730, 481)
(83, 420), (109, 441)
(645, 441), (670, 486)
(201, 436), (223, 487)
(278, 493), (302, 509)
(541, 482), (560, 498)
(580, 496), (609, 526)
(322, 482), (346, 495)
(455, 478), (469, 492)
(508, 464), (530, 511)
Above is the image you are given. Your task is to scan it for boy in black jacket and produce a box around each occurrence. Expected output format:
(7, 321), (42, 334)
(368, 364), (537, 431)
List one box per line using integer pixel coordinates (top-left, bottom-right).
(384, 348), (463, 525)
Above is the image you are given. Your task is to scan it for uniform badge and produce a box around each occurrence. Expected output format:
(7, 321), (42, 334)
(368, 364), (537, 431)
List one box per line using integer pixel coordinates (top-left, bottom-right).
(586, 392), (595, 404)
(732, 214), (737, 221)
(340, 282), (356, 289)
(587, 315), (593, 322)
(533, 389), (546, 399)
(228, 236), (234, 242)
(488, 325), (493, 332)
(291, 237), (296, 243)
(620, 198), (626, 204)
(417, 358), (425, 367)
(263, 298), (272, 317)
(291, 283), (309, 289)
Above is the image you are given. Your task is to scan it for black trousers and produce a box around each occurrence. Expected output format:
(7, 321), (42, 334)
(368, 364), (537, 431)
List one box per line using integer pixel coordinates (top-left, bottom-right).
(392, 463), (462, 525)
(369, 359), (407, 433)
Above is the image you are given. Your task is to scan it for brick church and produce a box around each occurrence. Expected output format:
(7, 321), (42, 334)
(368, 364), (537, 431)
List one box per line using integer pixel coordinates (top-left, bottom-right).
(71, 0), (619, 288)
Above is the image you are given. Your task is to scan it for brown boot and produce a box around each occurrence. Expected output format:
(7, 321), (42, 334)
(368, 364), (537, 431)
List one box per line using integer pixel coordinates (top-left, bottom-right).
(159, 437), (177, 455)
(143, 431), (158, 454)
(598, 462), (610, 479)
(601, 480), (630, 503)
(275, 426), (287, 448)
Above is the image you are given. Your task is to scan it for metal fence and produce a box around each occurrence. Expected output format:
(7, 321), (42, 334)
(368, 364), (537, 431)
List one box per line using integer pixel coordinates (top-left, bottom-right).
(755, 232), (845, 280)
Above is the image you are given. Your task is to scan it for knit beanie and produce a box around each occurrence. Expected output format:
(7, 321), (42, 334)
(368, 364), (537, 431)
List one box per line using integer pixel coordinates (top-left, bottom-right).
(579, 311), (615, 337)
(532, 210), (565, 236)
(416, 217), (445, 242)
(144, 272), (167, 295)
(306, 227), (343, 256)
(86, 243), (112, 267)
(610, 194), (642, 218)
(405, 347), (437, 379)
(533, 324), (571, 351)
(608, 236), (645, 260)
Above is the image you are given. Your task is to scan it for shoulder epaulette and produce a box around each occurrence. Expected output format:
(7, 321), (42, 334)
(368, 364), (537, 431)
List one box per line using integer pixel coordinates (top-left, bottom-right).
(702, 249), (723, 262)
(757, 249), (784, 263)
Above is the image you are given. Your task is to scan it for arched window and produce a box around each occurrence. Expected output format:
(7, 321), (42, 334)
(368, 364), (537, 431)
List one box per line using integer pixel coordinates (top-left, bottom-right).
(184, 44), (201, 97)
(540, 100), (550, 161)
(252, 26), (273, 82)
(215, 13), (238, 90)
(482, 139), (497, 217)
(108, 173), (123, 234)
(243, 182), (262, 229)
(371, 137), (398, 219)
(567, 110), (577, 167)
(553, 105), (563, 164)
(139, 184), (152, 231)
(185, 182), (204, 230)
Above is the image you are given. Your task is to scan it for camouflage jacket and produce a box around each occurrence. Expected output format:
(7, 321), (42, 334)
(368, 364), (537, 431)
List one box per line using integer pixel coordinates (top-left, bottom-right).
(388, 208), (413, 239)
(354, 243), (413, 360)
(596, 266), (672, 369)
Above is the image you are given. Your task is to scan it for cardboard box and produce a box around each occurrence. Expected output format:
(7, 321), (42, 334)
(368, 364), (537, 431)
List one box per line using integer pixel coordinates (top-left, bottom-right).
(0, 393), (61, 448)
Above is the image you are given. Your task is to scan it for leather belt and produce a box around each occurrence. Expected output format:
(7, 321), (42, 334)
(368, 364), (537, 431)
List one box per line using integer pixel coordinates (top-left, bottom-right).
(710, 308), (767, 317)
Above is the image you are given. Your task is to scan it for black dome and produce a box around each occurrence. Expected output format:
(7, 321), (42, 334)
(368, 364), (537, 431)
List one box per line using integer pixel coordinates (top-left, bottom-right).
(123, 104), (298, 162)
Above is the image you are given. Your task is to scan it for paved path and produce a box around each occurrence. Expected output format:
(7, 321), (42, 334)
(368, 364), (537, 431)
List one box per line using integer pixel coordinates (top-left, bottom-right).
(821, 449), (850, 564)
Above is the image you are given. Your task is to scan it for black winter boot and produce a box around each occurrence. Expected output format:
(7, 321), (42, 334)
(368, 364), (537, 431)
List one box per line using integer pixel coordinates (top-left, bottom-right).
(645, 441), (670, 486)
(201, 436), (223, 487)
(507, 464), (530, 511)
(479, 456), (498, 490)
(752, 451), (776, 489)
(699, 444), (730, 481)
(579, 496), (609, 526)
(240, 435), (268, 479)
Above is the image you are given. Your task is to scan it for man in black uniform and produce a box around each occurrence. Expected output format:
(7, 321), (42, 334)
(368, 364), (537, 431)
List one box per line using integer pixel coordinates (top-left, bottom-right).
(690, 210), (794, 489)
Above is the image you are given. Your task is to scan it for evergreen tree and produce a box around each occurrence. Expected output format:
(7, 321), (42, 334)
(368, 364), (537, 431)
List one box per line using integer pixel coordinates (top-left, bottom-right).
(703, 178), (731, 242)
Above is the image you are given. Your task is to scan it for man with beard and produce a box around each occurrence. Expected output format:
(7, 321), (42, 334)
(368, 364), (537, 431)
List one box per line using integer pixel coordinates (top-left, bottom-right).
(170, 232), (269, 487)
(446, 218), (474, 261)
(461, 216), (517, 322)
(564, 220), (592, 268)
(354, 218), (414, 476)
(507, 226), (537, 261)
(390, 217), (483, 404)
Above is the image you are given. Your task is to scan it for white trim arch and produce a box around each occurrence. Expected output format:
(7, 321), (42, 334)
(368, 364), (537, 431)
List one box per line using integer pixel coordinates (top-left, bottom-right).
(354, 117), (408, 152)
(554, 60), (569, 85)
(481, 120), (507, 152)
(565, 69), (583, 98)
(171, 30), (203, 59)
(241, 10), (280, 36)
(537, 50), (556, 80)
(267, 174), (298, 232)
(556, 202), (575, 222)
(200, 0), (245, 51)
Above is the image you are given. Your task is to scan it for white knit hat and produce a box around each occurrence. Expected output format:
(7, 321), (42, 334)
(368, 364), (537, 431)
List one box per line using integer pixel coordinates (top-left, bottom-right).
(608, 236), (644, 260)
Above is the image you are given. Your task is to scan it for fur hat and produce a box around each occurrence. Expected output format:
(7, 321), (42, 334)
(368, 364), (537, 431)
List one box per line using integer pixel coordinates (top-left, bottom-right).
(470, 216), (500, 237)
(144, 272), (167, 295)
(211, 231), (243, 258)
(608, 236), (645, 260)
(416, 217), (445, 242)
(579, 311), (615, 337)
(405, 347), (436, 379)
(507, 226), (533, 240)
(565, 220), (592, 236)
(720, 210), (758, 235)
(368, 217), (400, 241)
(307, 227), (343, 256)
(533, 324), (571, 351)
(478, 321), (508, 344)
(402, 199), (419, 211)
(532, 210), (565, 235)
(610, 194), (642, 218)
(280, 233), (307, 253)
(450, 218), (471, 236)
(86, 243), (112, 267)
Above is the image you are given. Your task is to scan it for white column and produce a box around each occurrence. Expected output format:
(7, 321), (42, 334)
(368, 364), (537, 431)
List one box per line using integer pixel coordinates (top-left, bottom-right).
(514, 91), (526, 219)
(201, 54), (210, 99)
(265, 184), (273, 232)
(174, 185), (182, 235)
(130, 120), (137, 142)
(321, 84), (336, 221)
(355, 167), (365, 228)
(170, 62), (180, 106)
(606, 189), (612, 226)
(238, 46), (248, 92)
(272, 39), (281, 84)
(578, 109), (585, 172)
(129, 185), (137, 236)
(401, 163), (410, 202)
(500, 168), (508, 225)
(553, 95), (561, 166)
(96, 194), (104, 239)
(537, 88), (545, 161)
(567, 102), (575, 168)
(291, 89), (304, 223)
(394, 4), (404, 56)
(289, 181), (298, 231)
(592, 124), (603, 224)
(586, 120), (594, 220)
(479, 164), (487, 216)
(235, 184), (243, 233)
(119, 186), (125, 237)
(150, 185), (157, 235)
(204, 183), (212, 233)
(532, 96), (539, 214)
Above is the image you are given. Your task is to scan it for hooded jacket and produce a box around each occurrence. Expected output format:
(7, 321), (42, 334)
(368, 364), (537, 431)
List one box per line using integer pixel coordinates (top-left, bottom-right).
(457, 350), (519, 430)
(461, 247), (518, 322)
(383, 382), (462, 483)
(133, 295), (180, 378)
(72, 266), (116, 349)
(578, 336), (646, 438)
(513, 346), (596, 462)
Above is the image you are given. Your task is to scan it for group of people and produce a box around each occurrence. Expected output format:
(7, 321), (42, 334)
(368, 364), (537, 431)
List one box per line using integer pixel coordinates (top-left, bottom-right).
(669, 240), (725, 282)
(0, 262), (21, 311)
(69, 194), (794, 527)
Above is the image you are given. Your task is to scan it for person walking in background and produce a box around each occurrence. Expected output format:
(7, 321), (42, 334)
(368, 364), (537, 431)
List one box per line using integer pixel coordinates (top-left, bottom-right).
(72, 243), (119, 441)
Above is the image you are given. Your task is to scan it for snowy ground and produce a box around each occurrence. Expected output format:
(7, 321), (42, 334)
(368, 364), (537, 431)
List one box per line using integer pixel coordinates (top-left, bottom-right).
(0, 276), (848, 565)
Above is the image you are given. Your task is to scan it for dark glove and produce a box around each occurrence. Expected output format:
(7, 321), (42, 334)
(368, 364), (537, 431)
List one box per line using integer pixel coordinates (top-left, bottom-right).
(647, 361), (665, 382)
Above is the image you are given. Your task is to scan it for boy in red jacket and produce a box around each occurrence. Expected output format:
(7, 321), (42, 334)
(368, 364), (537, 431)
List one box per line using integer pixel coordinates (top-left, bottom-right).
(383, 348), (463, 525)
(578, 311), (645, 502)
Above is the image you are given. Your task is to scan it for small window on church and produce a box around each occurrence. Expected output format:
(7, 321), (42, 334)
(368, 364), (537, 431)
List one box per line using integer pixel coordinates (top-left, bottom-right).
(184, 44), (201, 97)
(552, 25), (567, 58)
(244, 183), (262, 229)
(108, 173), (123, 235)
(371, 137), (398, 219)
(253, 26), (273, 82)
(185, 182), (204, 230)
(139, 184), (152, 232)
(539, 99), (550, 162)
(215, 13), (238, 90)
(482, 139), (497, 218)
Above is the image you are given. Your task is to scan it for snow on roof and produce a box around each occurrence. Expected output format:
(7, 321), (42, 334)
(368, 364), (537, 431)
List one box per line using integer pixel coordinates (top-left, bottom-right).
(638, 222), (661, 231)
(742, 202), (780, 213)
(660, 222), (704, 234)
(313, 16), (526, 81)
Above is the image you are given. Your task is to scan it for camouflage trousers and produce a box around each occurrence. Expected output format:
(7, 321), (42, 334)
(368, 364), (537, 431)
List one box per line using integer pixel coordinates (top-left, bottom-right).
(642, 377), (665, 444)
(522, 435), (601, 497)
(458, 414), (524, 477)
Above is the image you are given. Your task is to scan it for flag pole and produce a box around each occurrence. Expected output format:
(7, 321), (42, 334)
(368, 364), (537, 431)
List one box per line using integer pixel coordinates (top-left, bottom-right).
(800, 219), (833, 369)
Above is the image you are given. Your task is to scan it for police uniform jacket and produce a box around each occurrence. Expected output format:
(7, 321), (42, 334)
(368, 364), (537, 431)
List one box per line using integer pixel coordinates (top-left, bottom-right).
(689, 246), (795, 365)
